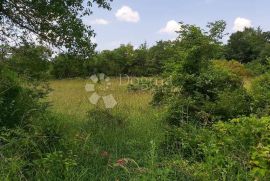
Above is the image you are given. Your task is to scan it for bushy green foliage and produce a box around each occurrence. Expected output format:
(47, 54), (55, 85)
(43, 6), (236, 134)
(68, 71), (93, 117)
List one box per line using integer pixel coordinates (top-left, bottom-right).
(226, 27), (270, 63)
(0, 113), (76, 180)
(250, 73), (270, 115)
(7, 45), (51, 80)
(246, 58), (270, 76)
(0, 66), (45, 127)
(1, 0), (112, 55)
(51, 54), (87, 79)
(51, 42), (177, 78)
(213, 59), (252, 78)
(161, 116), (270, 180)
(155, 21), (252, 125)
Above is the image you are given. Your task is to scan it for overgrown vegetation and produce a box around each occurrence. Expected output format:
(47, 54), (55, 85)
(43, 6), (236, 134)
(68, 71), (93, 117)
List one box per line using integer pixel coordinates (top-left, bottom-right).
(1, 0), (270, 180)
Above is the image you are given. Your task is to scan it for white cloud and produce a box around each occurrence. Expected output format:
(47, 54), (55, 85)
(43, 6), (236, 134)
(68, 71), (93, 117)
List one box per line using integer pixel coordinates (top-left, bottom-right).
(90, 18), (110, 25)
(233, 17), (252, 32)
(115, 6), (140, 23)
(159, 20), (180, 34)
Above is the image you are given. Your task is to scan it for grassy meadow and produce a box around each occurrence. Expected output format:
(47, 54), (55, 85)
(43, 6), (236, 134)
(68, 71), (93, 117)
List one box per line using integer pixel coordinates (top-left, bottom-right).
(46, 78), (166, 180)
(48, 78), (155, 118)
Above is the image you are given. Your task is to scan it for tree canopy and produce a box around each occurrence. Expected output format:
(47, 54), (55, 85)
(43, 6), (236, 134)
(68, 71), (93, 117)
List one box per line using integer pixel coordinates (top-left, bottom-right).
(226, 27), (270, 63)
(0, 0), (112, 55)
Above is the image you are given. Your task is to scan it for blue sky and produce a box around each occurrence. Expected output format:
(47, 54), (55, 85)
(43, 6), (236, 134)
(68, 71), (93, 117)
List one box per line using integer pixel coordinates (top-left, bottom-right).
(83, 0), (270, 50)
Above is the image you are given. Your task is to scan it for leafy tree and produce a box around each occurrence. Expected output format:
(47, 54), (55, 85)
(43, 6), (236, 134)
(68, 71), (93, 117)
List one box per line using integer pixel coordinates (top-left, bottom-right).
(226, 28), (269, 63)
(112, 44), (135, 75)
(52, 54), (86, 79)
(250, 73), (270, 116)
(0, 0), (112, 55)
(130, 43), (148, 76)
(155, 21), (252, 125)
(7, 44), (51, 80)
(259, 43), (270, 63)
(147, 40), (176, 75)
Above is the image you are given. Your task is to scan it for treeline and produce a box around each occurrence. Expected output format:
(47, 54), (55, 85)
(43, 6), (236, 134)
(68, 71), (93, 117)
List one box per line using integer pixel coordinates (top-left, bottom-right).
(51, 41), (173, 78)
(52, 26), (270, 78)
(2, 26), (270, 80)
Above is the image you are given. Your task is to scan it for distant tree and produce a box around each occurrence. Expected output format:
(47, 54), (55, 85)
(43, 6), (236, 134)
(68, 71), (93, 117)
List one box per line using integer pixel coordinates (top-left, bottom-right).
(0, 0), (112, 55)
(110, 44), (134, 75)
(147, 40), (176, 75)
(52, 54), (86, 79)
(226, 28), (269, 63)
(206, 20), (227, 43)
(7, 44), (51, 80)
(130, 43), (148, 76)
(259, 43), (270, 63)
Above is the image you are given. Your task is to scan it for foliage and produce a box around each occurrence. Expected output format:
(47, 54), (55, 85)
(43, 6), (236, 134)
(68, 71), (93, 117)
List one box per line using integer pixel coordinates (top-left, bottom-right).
(51, 53), (87, 79)
(162, 116), (270, 180)
(213, 59), (252, 78)
(246, 58), (270, 76)
(155, 21), (252, 125)
(0, 66), (46, 127)
(249, 73), (270, 116)
(0, 112), (75, 180)
(226, 27), (270, 63)
(7, 44), (51, 80)
(50, 41), (177, 78)
(0, 0), (113, 55)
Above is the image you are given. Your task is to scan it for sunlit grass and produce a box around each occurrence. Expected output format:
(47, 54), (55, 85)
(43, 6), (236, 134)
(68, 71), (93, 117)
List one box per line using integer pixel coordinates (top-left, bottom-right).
(48, 78), (153, 119)
(46, 77), (165, 179)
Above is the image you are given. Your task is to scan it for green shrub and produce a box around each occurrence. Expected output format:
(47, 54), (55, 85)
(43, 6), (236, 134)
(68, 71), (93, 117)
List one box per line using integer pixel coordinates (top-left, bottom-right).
(213, 59), (252, 78)
(7, 45), (51, 80)
(154, 22), (253, 125)
(249, 73), (270, 116)
(245, 59), (270, 76)
(0, 112), (71, 179)
(208, 117), (270, 180)
(161, 116), (270, 180)
(0, 66), (45, 128)
(161, 62), (251, 125)
(34, 151), (77, 180)
(206, 88), (252, 121)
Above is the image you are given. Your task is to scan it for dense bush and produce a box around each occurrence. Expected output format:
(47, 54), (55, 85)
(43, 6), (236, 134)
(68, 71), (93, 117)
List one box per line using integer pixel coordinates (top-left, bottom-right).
(7, 45), (51, 80)
(213, 59), (252, 78)
(249, 73), (270, 116)
(0, 113), (76, 180)
(156, 21), (252, 125)
(51, 54), (88, 79)
(0, 66), (46, 128)
(161, 116), (270, 180)
(225, 28), (270, 63)
(245, 58), (270, 76)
